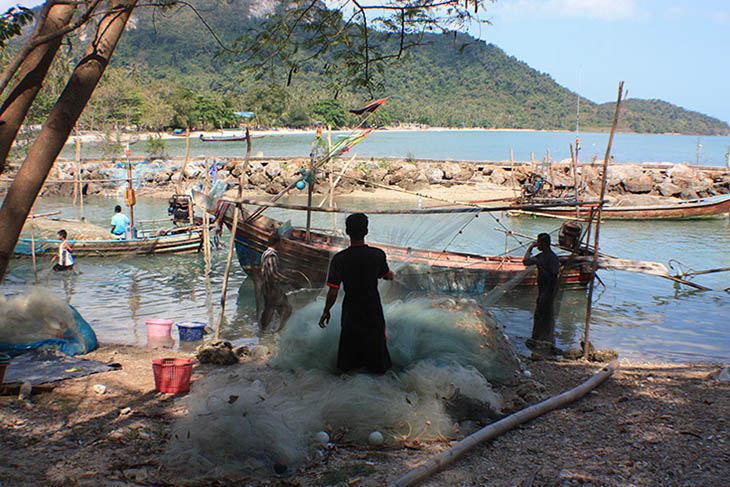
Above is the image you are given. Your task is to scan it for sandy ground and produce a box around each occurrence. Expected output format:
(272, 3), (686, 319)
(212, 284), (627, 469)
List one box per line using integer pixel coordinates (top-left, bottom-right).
(1, 344), (727, 487)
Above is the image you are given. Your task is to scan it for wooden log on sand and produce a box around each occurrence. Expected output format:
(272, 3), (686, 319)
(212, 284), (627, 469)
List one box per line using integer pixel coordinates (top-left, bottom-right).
(388, 359), (620, 487)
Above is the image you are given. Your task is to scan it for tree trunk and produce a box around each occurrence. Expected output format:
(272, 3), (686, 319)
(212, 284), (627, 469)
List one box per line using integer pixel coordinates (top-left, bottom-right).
(0, 0), (138, 283)
(0, 2), (73, 173)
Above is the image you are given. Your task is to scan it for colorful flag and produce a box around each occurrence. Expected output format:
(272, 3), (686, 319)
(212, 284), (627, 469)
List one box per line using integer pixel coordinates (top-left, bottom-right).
(207, 161), (218, 184)
(349, 97), (388, 115)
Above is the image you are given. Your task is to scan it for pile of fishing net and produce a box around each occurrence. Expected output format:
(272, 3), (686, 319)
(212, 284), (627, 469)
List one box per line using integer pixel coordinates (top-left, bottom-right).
(165, 296), (521, 477)
(20, 217), (111, 242)
(0, 289), (97, 356)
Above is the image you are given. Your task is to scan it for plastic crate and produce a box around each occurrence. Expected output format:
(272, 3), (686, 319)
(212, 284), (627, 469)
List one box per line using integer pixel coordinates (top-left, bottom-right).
(152, 358), (193, 393)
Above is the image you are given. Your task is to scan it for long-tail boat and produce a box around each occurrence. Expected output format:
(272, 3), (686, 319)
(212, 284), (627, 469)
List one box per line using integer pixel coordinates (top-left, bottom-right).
(508, 194), (730, 220)
(193, 193), (594, 293)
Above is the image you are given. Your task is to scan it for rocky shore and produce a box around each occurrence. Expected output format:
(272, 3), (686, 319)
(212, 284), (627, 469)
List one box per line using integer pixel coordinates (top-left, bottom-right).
(2, 156), (729, 203)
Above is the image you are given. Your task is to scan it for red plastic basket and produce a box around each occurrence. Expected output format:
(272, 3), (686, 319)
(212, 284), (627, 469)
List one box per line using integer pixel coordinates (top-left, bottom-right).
(152, 358), (193, 393)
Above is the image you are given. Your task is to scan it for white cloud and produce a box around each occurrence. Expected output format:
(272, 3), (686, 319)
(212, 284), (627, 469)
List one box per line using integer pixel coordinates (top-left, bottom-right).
(494, 0), (644, 22)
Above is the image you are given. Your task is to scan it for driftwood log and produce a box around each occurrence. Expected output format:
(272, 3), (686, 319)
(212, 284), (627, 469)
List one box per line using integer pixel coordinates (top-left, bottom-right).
(388, 359), (620, 487)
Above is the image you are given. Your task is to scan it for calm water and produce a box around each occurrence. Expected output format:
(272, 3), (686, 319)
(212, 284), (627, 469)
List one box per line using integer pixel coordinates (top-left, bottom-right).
(62, 129), (730, 167)
(3, 193), (729, 364)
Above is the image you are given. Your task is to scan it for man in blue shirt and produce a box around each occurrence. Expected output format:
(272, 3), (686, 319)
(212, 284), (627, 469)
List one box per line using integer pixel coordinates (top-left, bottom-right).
(110, 205), (130, 237)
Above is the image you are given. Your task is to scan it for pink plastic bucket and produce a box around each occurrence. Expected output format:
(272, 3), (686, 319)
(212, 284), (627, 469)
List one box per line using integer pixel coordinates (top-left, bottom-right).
(146, 319), (173, 338)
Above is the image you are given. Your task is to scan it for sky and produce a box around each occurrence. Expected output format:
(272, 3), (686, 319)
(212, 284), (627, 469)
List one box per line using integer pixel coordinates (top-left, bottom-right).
(2, 0), (729, 124)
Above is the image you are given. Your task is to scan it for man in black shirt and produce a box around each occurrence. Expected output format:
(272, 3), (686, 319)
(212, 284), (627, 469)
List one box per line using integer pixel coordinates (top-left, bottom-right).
(523, 233), (561, 354)
(318, 213), (395, 373)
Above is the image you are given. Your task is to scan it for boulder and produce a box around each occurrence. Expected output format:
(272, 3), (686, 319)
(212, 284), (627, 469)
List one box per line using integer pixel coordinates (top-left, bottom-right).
(264, 161), (281, 179)
(489, 167), (509, 185)
(606, 164), (643, 186)
(370, 168), (387, 184)
(248, 171), (269, 187)
(246, 161), (264, 175)
(624, 174), (654, 194)
(154, 170), (171, 183)
(442, 163), (463, 180)
(425, 167), (444, 184)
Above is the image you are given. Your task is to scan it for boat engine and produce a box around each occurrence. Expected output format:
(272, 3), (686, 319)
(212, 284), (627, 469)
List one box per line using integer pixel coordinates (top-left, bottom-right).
(558, 221), (582, 251)
(168, 194), (192, 224)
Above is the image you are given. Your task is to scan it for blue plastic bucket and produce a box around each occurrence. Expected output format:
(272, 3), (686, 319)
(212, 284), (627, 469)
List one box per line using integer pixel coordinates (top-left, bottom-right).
(176, 322), (206, 342)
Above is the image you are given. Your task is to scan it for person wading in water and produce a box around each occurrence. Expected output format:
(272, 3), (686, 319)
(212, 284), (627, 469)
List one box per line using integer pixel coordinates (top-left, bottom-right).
(260, 231), (293, 332)
(318, 213), (395, 374)
(523, 232), (562, 355)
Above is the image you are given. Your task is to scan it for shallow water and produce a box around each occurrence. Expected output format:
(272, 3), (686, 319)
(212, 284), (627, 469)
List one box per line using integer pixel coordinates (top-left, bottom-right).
(3, 195), (728, 364)
(61, 129), (730, 166)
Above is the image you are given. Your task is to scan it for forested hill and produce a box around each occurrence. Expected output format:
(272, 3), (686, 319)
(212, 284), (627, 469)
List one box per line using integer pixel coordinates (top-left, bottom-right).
(84, 2), (728, 134)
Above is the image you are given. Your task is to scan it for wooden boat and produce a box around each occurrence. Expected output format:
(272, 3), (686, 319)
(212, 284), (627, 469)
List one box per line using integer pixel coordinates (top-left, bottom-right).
(509, 194), (730, 220)
(199, 134), (249, 142)
(14, 224), (204, 257)
(201, 197), (594, 292)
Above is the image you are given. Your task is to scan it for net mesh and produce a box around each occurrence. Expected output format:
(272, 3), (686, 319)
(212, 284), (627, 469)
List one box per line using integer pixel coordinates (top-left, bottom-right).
(165, 295), (521, 477)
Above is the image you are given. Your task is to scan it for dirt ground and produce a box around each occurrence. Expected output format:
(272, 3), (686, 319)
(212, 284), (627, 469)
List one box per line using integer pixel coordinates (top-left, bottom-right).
(1, 344), (728, 487)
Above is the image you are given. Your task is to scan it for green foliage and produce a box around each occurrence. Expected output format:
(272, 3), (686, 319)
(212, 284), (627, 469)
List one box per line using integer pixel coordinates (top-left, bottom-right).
(310, 99), (347, 128)
(17, 1), (727, 136)
(100, 132), (123, 161)
(0, 6), (33, 48)
(144, 134), (167, 159)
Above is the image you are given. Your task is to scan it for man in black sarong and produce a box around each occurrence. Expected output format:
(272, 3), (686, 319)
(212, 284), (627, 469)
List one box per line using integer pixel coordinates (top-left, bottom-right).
(318, 213), (395, 374)
(523, 233), (561, 354)
(260, 231), (293, 331)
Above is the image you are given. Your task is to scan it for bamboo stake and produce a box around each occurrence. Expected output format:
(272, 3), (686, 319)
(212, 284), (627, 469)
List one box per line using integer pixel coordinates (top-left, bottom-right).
(202, 171), (210, 272)
(30, 210), (37, 284)
(584, 82), (624, 360)
(389, 359), (620, 487)
(214, 129), (252, 341)
(215, 203), (238, 341)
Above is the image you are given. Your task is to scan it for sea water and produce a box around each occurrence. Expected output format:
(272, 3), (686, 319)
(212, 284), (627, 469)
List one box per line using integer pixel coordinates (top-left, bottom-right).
(61, 129), (730, 167)
(2, 194), (728, 363)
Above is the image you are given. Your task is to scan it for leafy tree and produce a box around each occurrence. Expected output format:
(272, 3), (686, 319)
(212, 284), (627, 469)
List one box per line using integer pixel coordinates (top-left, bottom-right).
(310, 98), (347, 128)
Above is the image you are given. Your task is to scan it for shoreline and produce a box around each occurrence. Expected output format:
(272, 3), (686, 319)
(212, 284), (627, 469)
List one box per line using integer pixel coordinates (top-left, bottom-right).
(65, 126), (730, 146)
(1, 342), (727, 486)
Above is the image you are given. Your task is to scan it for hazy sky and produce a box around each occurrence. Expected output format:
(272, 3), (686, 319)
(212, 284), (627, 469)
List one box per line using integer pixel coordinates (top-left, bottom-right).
(2, 0), (728, 124)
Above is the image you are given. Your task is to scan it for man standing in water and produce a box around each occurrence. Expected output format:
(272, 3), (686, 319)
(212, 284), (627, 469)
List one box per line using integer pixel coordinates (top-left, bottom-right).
(523, 233), (561, 354)
(319, 213), (395, 374)
(260, 231), (293, 331)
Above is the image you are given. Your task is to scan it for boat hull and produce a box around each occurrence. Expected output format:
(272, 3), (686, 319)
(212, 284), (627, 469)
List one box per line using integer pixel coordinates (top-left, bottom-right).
(510, 195), (730, 220)
(14, 229), (204, 257)
(213, 202), (593, 292)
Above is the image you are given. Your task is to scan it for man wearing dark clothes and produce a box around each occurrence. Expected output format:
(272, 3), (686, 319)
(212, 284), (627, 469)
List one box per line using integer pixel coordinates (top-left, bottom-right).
(318, 213), (395, 374)
(523, 233), (561, 354)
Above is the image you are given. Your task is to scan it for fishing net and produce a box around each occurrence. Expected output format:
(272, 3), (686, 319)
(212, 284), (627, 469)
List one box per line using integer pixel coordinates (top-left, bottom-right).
(165, 295), (521, 477)
(0, 288), (97, 356)
(20, 217), (110, 241)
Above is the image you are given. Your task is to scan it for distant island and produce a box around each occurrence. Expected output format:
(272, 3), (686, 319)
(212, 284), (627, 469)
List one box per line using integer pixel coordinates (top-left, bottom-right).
(20, 1), (730, 136)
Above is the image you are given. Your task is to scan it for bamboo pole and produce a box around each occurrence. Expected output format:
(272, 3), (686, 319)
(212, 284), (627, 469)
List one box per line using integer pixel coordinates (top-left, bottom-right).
(388, 359), (620, 487)
(29, 210), (37, 284)
(215, 204), (238, 341)
(202, 172), (210, 272)
(583, 81), (624, 360)
(214, 129), (252, 341)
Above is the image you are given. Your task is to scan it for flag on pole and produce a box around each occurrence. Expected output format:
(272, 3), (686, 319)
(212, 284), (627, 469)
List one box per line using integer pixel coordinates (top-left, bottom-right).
(207, 161), (218, 184)
(349, 97), (389, 115)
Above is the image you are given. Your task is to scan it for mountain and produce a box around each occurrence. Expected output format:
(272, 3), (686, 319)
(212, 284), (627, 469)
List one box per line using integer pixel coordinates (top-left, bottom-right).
(48, 2), (730, 135)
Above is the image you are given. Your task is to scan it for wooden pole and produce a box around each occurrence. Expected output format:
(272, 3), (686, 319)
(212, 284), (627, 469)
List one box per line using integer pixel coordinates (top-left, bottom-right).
(178, 126), (190, 194)
(305, 154), (314, 242)
(389, 359), (620, 487)
(215, 204), (238, 341)
(583, 81), (624, 360)
(214, 129), (252, 341)
(202, 170), (210, 272)
(126, 158), (135, 231)
(29, 210), (37, 284)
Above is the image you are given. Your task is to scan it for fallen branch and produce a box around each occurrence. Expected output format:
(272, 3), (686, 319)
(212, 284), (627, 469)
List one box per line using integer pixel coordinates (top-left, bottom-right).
(388, 359), (620, 487)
